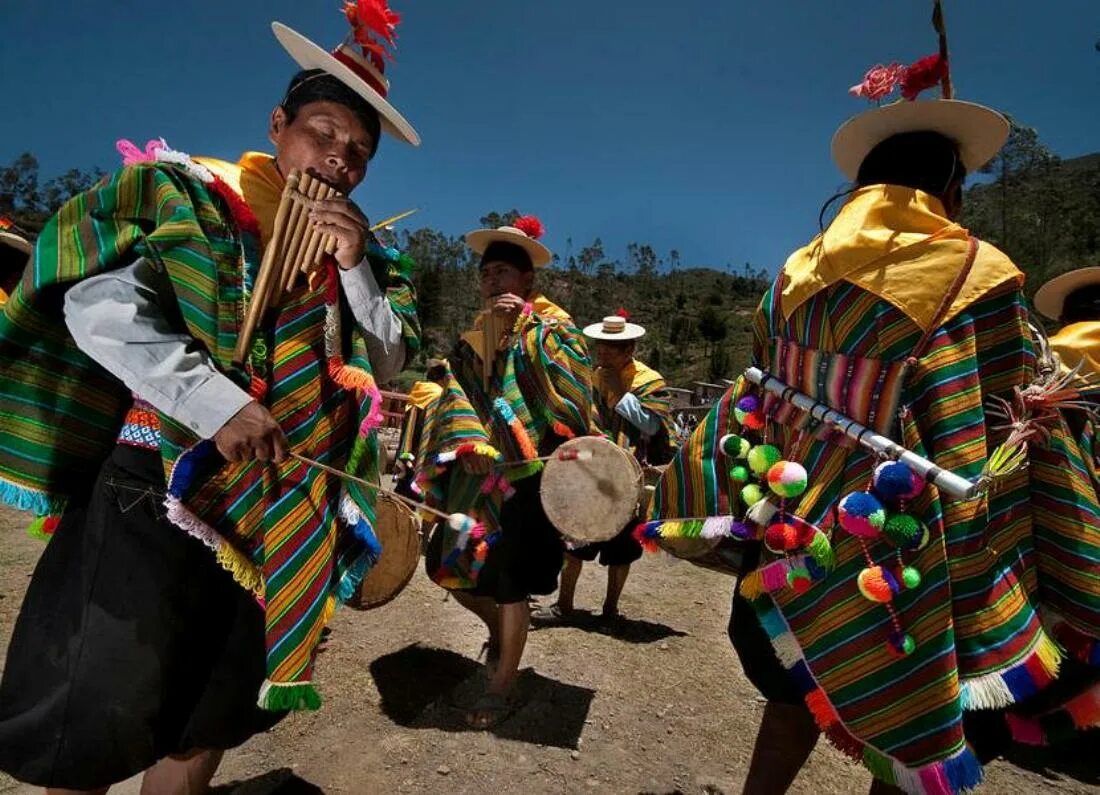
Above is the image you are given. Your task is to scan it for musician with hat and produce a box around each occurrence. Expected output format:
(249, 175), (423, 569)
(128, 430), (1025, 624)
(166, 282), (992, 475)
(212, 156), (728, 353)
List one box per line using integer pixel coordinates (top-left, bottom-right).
(0, 4), (423, 792)
(648, 5), (1100, 791)
(417, 215), (594, 729)
(1034, 267), (1100, 383)
(536, 311), (677, 625)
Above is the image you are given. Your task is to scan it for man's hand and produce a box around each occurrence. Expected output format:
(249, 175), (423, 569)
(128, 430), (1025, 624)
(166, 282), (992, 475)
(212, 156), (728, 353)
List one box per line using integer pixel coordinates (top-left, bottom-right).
(308, 197), (371, 270)
(213, 401), (289, 463)
(490, 293), (527, 324)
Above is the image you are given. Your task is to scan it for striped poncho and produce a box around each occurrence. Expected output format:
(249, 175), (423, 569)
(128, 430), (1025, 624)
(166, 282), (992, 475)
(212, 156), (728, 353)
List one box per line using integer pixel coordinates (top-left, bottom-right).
(594, 359), (678, 464)
(415, 295), (594, 587)
(649, 187), (1100, 793)
(0, 150), (420, 710)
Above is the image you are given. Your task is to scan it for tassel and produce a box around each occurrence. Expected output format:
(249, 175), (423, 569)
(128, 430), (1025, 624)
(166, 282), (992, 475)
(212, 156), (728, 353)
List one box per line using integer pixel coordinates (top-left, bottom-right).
(700, 516), (733, 539)
(0, 478), (66, 516)
(942, 746), (983, 793)
(806, 688), (840, 730)
(739, 571), (764, 600)
(257, 680), (322, 711)
(862, 748), (896, 787)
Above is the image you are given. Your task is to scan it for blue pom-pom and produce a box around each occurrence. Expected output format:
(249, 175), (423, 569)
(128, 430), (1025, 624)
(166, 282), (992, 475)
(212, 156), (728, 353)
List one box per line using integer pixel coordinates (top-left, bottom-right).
(872, 461), (924, 501)
(735, 395), (761, 413)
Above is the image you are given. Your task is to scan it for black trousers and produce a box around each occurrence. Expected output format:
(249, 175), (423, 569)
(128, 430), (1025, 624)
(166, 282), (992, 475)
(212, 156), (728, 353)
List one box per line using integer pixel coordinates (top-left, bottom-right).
(0, 446), (285, 790)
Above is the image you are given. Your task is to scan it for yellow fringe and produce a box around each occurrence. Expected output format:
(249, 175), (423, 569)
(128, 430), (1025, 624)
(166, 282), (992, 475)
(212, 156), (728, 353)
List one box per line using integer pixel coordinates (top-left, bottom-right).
(471, 442), (501, 459)
(215, 543), (264, 598)
(321, 594), (336, 626)
(1034, 630), (1064, 678)
(739, 570), (764, 600)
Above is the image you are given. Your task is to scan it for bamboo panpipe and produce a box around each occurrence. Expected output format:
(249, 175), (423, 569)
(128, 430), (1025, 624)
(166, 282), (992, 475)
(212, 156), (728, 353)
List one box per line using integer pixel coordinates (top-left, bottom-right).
(232, 170), (340, 364)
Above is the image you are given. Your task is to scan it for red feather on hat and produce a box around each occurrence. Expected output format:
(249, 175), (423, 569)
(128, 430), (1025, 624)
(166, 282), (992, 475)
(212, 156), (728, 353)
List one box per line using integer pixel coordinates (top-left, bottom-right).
(899, 53), (947, 101)
(344, 0), (401, 62)
(615, 308), (631, 320)
(513, 215), (545, 240)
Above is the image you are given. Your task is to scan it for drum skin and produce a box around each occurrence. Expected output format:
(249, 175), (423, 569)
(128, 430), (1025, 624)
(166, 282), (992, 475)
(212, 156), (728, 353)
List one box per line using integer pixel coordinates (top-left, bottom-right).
(540, 436), (643, 544)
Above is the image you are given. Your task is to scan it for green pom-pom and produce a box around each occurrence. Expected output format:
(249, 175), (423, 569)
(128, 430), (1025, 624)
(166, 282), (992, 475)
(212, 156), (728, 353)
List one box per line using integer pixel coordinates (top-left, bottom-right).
(883, 513), (922, 548)
(719, 434), (751, 459)
(729, 465), (750, 482)
(747, 444), (781, 476)
(741, 483), (764, 506)
(901, 566), (922, 589)
(901, 634), (917, 655)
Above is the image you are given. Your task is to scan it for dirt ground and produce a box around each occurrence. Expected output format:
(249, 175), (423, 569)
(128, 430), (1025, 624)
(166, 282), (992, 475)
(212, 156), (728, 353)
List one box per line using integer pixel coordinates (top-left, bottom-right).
(1, 504), (1097, 795)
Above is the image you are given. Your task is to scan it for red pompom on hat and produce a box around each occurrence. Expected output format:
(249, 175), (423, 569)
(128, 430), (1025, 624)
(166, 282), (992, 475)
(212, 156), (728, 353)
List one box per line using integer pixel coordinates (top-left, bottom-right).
(615, 308), (630, 320)
(900, 53), (948, 101)
(513, 215), (545, 240)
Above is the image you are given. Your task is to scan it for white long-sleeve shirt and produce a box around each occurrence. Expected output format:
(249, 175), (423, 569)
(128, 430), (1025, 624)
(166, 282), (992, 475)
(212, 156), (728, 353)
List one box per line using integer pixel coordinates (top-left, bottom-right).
(63, 257), (405, 439)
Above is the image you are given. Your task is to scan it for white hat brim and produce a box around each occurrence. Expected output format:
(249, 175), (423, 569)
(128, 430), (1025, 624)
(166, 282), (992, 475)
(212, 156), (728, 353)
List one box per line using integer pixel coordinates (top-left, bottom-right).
(466, 228), (553, 268)
(583, 322), (646, 341)
(831, 99), (1009, 181)
(1033, 267), (1100, 320)
(0, 231), (32, 257)
(272, 22), (420, 147)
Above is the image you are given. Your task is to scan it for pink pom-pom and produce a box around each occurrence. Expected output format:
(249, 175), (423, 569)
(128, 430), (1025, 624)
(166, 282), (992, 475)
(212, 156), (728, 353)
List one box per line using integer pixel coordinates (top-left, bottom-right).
(837, 491), (886, 539)
(513, 215), (545, 240)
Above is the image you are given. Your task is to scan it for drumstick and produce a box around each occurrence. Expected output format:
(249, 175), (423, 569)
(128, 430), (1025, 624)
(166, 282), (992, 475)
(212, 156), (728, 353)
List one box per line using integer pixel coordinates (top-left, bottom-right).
(233, 170), (299, 364)
(493, 448), (595, 467)
(291, 452), (452, 521)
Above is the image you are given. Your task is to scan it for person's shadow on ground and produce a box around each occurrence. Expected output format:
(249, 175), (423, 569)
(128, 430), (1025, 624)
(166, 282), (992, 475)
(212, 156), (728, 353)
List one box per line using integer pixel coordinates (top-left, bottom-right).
(369, 643), (594, 749)
(1000, 737), (1100, 788)
(210, 768), (323, 794)
(529, 609), (688, 644)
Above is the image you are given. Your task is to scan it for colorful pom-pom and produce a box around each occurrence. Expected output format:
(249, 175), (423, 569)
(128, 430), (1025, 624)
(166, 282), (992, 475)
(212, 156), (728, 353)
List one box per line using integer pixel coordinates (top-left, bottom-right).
(741, 483), (764, 507)
(448, 513), (476, 533)
(719, 434), (751, 459)
(883, 512), (922, 548)
(888, 631), (917, 656)
(857, 565), (898, 603)
(787, 566), (813, 594)
(728, 520), (755, 540)
(729, 464), (750, 482)
(837, 491), (886, 538)
(764, 521), (798, 553)
(736, 395), (761, 414)
(872, 461), (925, 501)
(513, 215), (545, 240)
(738, 410), (766, 430)
(901, 566), (922, 589)
(747, 444), (781, 476)
(766, 461), (808, 498)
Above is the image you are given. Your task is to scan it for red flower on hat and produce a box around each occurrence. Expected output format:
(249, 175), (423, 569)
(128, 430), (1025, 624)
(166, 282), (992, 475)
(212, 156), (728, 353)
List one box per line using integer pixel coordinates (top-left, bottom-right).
(344, 0), (401, 63)
(513, 215), (545, 240)
(615, 308), (630, 320)
(899, 53), (947, 101)
(848, 63), (904, 102)
(0, 217), (12, 230)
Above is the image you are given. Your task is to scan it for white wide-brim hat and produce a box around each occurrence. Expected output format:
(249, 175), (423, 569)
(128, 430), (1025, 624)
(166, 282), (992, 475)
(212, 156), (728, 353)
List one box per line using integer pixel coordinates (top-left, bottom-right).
(583, 316), (646, 342)
(273, 22), (420, 147)
(1033, 267), (1100, 320)
(0, 231), (32, 257)
(466, 226), (553, 269)
(831, 99), (1009, 181)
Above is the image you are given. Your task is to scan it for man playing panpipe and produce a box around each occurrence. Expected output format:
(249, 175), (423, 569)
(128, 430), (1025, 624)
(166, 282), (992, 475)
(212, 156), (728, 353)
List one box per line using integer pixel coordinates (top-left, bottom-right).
(0, 4), (422, 792)
(536, 310), (677, 625)
(648, 7), (1100, 793)
(417, 215), (594, 729)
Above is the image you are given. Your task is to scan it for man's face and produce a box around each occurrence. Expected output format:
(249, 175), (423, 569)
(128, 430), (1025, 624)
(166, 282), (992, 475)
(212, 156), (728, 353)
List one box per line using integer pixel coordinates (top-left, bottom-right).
(1062, 285), (1100, 325)
(270, 100), (375, 195)
(479, 260), (533, 302)
(595, 341), (634, 370)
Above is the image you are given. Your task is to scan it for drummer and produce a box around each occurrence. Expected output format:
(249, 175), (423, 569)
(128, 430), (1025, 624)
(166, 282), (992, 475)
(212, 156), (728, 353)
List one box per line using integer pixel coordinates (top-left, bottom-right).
(535, 311), (678, 625)
(1033, 267), (1100, 383)
(416, 215), (594, 729)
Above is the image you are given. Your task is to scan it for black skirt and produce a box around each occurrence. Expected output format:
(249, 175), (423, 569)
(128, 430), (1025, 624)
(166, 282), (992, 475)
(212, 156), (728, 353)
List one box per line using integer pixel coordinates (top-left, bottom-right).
(565, 520), (645, 567)
(0, 446), (285, 790)
(426, 472), (564, 605)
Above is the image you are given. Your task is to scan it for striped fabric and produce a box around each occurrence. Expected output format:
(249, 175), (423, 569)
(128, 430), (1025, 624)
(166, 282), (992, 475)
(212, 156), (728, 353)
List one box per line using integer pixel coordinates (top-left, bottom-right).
(0, 159), (419, 709)
(414, 302), (594, 587)
(649, 272), (1100, 792)
(595, 359), (678, 463)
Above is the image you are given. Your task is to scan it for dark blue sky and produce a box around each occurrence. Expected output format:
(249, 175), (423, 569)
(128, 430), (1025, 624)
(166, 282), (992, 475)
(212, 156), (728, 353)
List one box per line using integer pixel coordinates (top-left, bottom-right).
(2, 1), (1096, 273)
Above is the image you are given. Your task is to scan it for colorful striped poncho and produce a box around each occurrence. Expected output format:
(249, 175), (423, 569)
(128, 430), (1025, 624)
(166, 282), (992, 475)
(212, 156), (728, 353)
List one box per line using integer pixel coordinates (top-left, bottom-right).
(414, 295), (594, 587)
(649, 188), (1100, 793)
(594, 359), (678, 464)
(0, 149), (420, 710)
